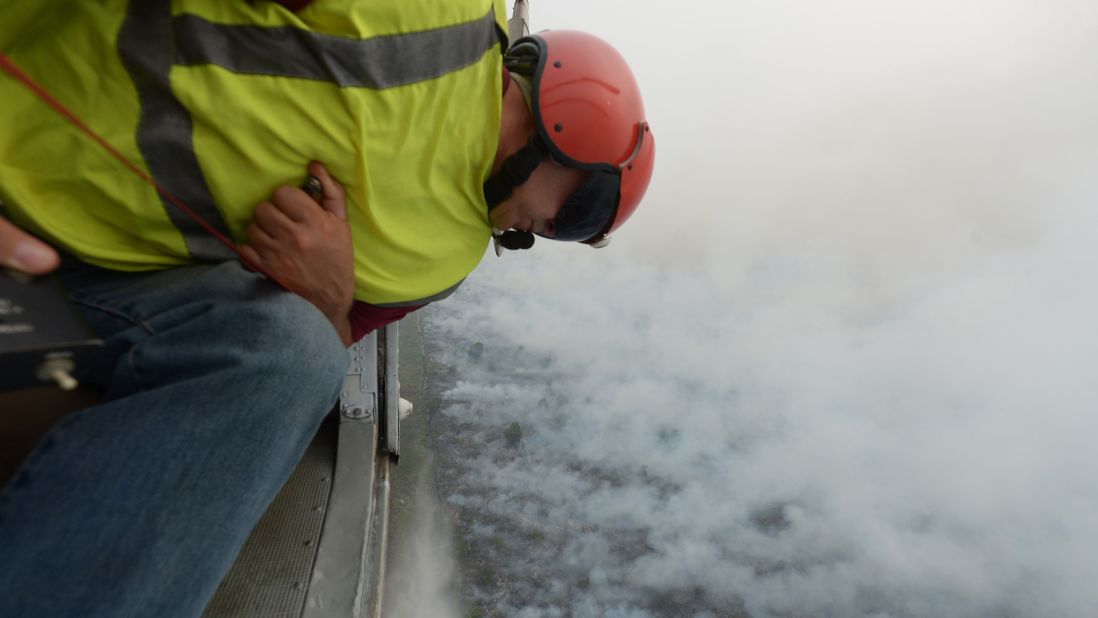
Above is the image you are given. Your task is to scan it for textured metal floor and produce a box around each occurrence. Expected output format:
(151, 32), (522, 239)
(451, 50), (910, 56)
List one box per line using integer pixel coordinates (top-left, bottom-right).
(203, 414), (338, 618)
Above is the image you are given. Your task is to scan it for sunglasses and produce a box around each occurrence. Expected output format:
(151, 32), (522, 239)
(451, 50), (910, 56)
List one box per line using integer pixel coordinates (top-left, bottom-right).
(543, 169), (619, 242)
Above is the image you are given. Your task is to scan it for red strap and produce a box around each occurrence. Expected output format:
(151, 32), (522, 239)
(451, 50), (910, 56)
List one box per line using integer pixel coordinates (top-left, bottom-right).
(0, 50), (286, 286)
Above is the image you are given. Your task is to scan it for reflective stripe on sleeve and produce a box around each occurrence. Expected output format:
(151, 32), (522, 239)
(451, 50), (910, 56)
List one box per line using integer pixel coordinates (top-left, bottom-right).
(173, 9), (502, 89)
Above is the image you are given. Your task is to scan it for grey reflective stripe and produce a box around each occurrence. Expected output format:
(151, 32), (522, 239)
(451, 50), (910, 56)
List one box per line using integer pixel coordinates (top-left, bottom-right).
(174, 9), (502, 89)
(372, 278), (466, 308)
(117, 0), (235, 262)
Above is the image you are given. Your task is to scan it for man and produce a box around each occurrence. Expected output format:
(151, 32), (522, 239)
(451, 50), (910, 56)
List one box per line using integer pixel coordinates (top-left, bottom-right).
(0, 1), (654, 616)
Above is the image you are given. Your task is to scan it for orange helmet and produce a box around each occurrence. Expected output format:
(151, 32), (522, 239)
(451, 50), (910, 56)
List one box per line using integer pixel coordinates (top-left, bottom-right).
(491, 30), (655, 247)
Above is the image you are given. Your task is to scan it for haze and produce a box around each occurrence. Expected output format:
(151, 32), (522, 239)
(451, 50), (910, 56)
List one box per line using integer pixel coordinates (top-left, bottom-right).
(420, 1), (1098, 616)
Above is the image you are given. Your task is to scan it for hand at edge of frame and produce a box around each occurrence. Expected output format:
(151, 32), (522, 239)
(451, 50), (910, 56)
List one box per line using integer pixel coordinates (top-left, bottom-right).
(0, 215), (59, 275)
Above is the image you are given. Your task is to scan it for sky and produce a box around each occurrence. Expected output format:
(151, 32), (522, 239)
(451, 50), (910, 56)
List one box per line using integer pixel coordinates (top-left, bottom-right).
(417, 1), (1098, 616)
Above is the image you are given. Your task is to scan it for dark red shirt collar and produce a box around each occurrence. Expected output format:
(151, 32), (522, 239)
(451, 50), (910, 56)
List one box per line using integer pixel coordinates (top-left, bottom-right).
(273, 0), (314, 11)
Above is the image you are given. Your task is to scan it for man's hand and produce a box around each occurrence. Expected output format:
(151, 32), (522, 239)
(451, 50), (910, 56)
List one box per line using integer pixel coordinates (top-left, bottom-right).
(240, 162), (355, 345)
(0, 215), (60, 275)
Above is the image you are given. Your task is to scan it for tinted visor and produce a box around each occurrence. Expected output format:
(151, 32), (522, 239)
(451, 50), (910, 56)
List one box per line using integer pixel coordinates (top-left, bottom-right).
(546, 170), (620, 242)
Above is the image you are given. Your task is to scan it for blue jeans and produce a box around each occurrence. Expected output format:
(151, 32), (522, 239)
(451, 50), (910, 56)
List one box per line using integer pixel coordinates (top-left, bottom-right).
(0, 259), (349, 617)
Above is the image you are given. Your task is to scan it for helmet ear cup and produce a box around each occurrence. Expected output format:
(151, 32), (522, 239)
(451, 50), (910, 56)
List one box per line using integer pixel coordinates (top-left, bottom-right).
(504, 40), (541, 76)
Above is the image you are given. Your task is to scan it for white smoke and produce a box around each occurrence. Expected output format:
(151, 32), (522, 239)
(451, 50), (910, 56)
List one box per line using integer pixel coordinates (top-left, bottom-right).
(421, 1), (1098, 616)
(383, 464), (462, 618)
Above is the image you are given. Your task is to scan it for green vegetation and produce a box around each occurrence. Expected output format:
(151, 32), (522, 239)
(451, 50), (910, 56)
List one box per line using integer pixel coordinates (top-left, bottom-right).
(504, 421), (523, 448)
(476, 568), (493, 587)
(468, 341), (484, 361)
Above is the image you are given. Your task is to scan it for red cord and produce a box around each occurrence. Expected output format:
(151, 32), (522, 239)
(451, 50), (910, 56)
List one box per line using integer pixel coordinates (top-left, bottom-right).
(0, 50), (284, 285)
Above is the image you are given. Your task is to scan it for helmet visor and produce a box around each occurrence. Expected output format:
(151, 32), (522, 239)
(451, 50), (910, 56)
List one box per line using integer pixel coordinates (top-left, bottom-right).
(547, 169), (619, 242)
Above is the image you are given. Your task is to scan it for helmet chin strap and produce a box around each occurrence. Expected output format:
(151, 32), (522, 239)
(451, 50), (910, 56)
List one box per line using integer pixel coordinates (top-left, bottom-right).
(484, 135), (550, 256)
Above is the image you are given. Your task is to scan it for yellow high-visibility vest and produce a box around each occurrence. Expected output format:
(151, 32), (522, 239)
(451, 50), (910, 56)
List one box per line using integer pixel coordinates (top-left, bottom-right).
(0, 0), (506, 306)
